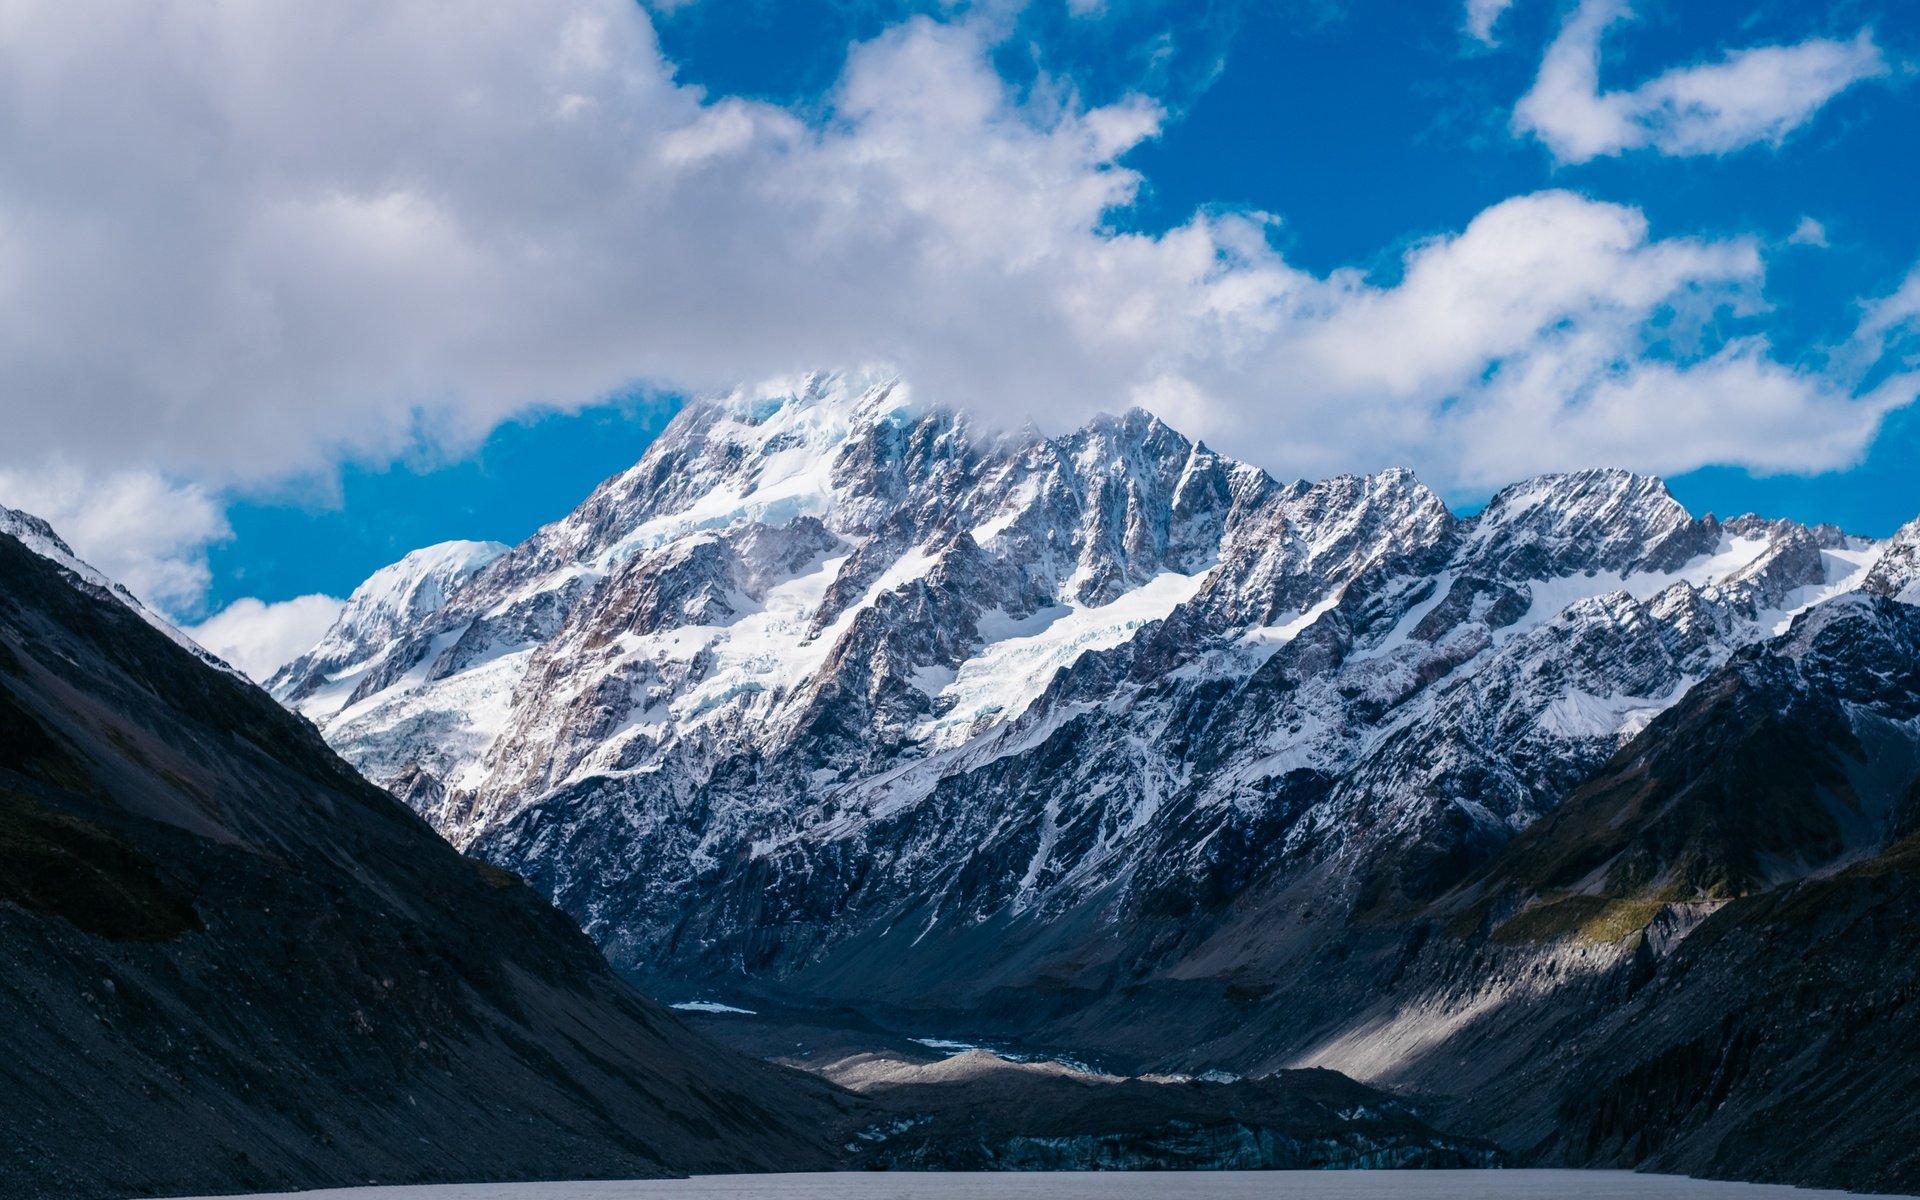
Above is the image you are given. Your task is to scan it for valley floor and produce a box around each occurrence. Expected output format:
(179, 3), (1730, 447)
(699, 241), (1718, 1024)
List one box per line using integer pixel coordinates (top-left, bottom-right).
(158, 1170), (1920, 1200)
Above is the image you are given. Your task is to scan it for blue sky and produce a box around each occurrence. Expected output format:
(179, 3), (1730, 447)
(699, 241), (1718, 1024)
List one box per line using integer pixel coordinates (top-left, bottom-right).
(0, 0), (1916, 674)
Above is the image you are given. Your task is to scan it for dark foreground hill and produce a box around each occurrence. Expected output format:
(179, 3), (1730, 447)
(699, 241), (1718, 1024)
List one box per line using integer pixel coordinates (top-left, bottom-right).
(0, 527), (856, 1198)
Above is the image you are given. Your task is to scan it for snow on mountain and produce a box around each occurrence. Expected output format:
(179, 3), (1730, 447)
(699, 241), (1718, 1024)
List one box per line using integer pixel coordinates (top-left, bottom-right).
(270, 372), (1902, 1001)
(268, 538), (508, 709)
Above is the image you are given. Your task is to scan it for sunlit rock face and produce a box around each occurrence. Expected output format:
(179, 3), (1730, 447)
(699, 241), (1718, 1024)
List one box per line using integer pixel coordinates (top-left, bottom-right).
(272, 370), (1893, 1006)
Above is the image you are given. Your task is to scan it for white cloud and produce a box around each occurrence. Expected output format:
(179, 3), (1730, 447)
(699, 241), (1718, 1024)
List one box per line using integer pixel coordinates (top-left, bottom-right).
(0, 466), (228, 613)
(1513, 0), (1887, 164)
(1136, 190), (1915, 489)
(1465, 0), (1518, 46)
(0, 0), (1911, 602)
(1788, 216), (1830, 248)
(187, 594), (346, 682)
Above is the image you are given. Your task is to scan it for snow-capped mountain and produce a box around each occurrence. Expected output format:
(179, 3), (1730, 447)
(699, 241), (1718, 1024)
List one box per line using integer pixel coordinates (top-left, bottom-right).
(273, 538), (508, 708)
(271, 372), (1898, 1004)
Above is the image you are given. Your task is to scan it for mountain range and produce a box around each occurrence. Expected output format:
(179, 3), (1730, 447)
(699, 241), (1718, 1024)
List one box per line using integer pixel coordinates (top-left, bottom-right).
(264, 372), (1920, 1192)
(9, 370), (1917, 1194)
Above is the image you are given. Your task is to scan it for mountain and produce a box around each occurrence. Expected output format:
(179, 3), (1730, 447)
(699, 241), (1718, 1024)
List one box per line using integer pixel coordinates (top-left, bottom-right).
(1021, 592), (1920, 1192)
(274, 373), (1881, 1000)
(1864, 514), (1920, 603)
(1, 505), (244, 678)
(0, 510), (854, 1199)
(269, 373), (1920, 1190)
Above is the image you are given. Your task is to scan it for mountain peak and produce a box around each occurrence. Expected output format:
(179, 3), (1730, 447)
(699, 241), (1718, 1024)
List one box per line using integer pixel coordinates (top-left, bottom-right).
(724, 368), (910, 427)
(1465, 468), (1708, 578)
(1479, 467), (1684, 522)
(340, 539), (508, 628)
(0, 503), (77, 560)
(268, 538), (507, 700)
(0, 503), (239, 677)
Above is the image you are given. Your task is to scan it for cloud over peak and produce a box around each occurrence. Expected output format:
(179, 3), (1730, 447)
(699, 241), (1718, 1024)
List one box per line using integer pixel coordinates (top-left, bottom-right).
(0, 0), (1912, 611)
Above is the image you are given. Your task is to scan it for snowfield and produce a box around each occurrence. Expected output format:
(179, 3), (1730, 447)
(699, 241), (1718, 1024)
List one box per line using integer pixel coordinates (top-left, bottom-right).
(159, 1169), (1920, 1199)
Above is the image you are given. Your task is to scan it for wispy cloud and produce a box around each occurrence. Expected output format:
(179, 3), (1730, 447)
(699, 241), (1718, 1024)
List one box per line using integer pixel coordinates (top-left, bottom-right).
(1464, 0), (1518, 47)
(1859, 263), (1920, 363)
(1513, 0), (1887, 163)
(1789, 216), (1830, 248)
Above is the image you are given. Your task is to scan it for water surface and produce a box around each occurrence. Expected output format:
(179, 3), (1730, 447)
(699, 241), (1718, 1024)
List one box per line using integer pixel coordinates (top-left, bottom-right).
(164, 1170), (1916, 1200)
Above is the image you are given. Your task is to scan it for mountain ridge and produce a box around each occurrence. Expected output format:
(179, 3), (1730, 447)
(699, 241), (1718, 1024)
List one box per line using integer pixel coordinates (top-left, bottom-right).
(272, 373), (1890, 1010)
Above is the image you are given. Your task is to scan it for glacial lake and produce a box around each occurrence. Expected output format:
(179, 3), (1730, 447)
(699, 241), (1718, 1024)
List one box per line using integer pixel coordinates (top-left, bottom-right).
(163, 1171), (1918, 1200)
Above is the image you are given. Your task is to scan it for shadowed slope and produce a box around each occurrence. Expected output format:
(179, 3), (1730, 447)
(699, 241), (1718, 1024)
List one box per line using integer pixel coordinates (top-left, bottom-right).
(1409, 596), (1920, 1191)
(0, 530), (852, 1199)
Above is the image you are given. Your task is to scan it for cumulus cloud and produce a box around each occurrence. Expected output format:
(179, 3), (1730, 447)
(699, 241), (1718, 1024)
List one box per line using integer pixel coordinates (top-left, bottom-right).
(0, 466), (228, 613)
(0, 0), (1912, 602)
(187, 594), (346, 682)
(1513, 0), (1887, 163)
(1132, 190), (1915, 489)
(1465, 0), (1518, 46)
(0, 4), (1163, 484)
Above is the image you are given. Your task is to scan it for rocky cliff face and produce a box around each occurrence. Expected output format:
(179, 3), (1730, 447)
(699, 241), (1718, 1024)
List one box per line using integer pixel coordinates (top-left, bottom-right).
(272, 372), (1889, 1014)
(1864, 515), (1920, 603)
(798, 594), (1920, 1196)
